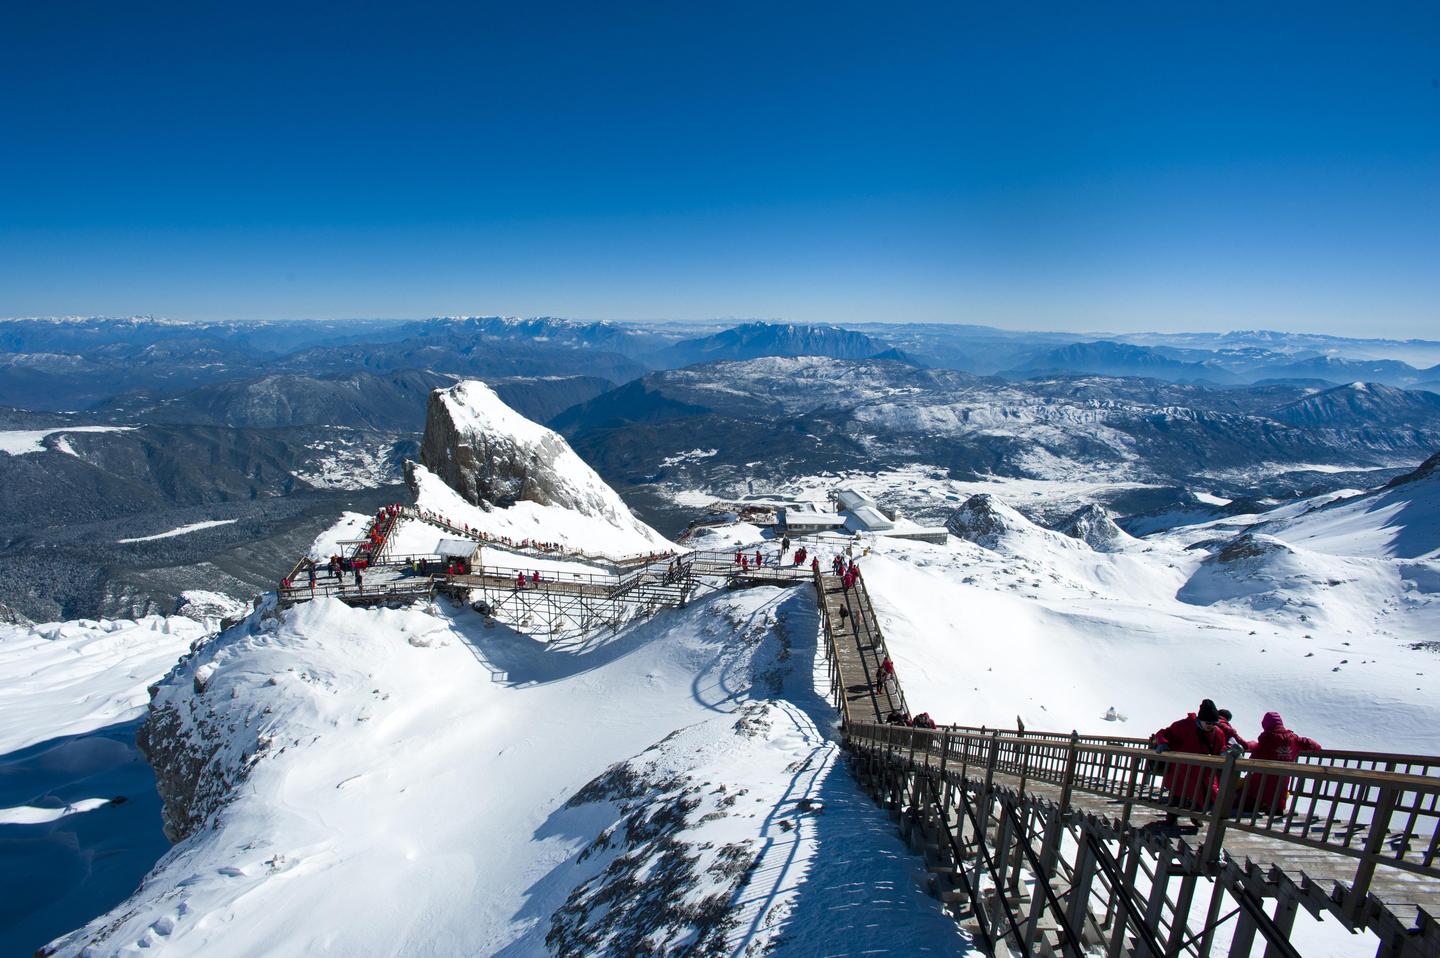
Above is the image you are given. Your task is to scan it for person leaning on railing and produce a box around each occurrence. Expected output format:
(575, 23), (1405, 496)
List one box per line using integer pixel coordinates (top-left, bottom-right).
(1234, 711), (1321, 817)
(1153, 698), (1228, 827)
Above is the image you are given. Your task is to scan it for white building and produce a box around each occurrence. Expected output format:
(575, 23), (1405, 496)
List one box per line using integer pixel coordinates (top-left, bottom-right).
(779, 505), (848, 535)
(435, 538), (481, 564)
(831, 486), (947, 544)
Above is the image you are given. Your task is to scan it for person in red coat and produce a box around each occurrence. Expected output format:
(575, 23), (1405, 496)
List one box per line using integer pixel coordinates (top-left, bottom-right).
(1237, 712), (1321, 816)
(1217, 708), (1257, 754)
(1153, 698), (1228, 819)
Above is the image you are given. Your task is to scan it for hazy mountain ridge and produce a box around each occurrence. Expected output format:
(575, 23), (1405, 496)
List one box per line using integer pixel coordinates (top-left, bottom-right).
(554, 358), (1440, 507)
(659, 322), (891, 367)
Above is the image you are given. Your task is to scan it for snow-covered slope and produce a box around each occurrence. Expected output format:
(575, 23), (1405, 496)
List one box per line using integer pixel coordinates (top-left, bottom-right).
(862, 470), (1439, 755)
(1, 616), (208, 957)
(1258, 450), (1440, 560)
(47, 574), (971, 956)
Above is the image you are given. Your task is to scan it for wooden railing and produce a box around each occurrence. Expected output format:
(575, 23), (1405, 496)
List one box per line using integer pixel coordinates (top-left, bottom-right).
(940, 723), (1440, 782)
(846, 723), (1440, 911)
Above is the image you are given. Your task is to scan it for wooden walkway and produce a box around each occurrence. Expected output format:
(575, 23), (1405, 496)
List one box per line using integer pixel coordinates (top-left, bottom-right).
(817, 572), (905, 723)
(813, 572), (1440, 957)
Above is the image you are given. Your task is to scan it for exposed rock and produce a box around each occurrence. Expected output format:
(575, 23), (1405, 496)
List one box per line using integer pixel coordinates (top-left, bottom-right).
(0, 600), (33, 626)
(411, 380), (647, 533)
(943, 494), (1028, 548)
(1216, 533), (1295, 564)
(1056, 503), (1133, 552)
(174, 589), (249, 626)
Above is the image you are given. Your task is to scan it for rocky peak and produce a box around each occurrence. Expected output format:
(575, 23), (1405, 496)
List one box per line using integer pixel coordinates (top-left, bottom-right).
(943, 494), (1028, 548)
(1056, 503), (1132, 552)
(410, 380), (644, 528)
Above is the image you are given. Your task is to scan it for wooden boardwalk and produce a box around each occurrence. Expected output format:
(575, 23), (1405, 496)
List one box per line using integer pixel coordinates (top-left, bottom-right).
(817, 573), (905, 723)
(813, 572), (1440, 957)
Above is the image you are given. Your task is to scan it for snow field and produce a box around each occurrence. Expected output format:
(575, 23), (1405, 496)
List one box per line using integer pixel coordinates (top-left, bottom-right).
(0, 615), (207, 755)
(46, 577), (973, 956)
(0, 615), (210, 957)
(0, 425), (137, 456)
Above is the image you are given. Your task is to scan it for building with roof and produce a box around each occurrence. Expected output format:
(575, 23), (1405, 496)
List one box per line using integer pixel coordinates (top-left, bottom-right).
(778, 504), (849, 535)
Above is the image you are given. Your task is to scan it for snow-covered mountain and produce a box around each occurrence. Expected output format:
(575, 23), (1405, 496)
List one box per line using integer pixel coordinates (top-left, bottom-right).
(1055, 502), (1136, 552)
(9, 377), (1440, 956)
(7, 316), (1440, 956)
(409, 380), (671, 552)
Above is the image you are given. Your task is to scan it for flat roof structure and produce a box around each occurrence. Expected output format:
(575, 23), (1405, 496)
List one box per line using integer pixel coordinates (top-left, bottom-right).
(436, 538), (480, 558)
(833, 487), (878, 513)
(845, 504), (895, 532)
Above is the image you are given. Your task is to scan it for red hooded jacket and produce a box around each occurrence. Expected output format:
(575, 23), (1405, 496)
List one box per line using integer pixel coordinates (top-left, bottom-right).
(1154, 714), (1228, 808)
(1238, 716), (1321, 814)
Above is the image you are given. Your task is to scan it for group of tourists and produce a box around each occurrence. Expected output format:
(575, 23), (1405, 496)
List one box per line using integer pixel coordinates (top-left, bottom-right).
(883, 709), (936, 730)
(1154, 698), (1321, 824)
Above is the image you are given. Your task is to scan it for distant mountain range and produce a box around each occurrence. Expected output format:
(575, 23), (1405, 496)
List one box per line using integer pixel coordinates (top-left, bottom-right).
(4, 316), (1439, 414)
(552, 356), (1440, 514)
(657, 321), (890, 366)
(1008, 341), (1240, 384)
(4, 315), (1440, 623)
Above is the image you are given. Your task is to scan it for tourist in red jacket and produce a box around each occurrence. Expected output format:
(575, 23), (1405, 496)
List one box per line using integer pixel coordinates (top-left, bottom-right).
(1217, 708), (1257, 754)
(1237, 712), (1321, 815)
(1153, 698), (1228, 815)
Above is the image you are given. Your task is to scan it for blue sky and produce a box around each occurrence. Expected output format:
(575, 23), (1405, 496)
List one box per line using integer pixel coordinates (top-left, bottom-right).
(1, 2), (1436, 334)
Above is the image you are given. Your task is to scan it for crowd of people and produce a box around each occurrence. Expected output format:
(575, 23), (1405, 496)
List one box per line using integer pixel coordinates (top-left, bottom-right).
(406, 504), (679, 567)
(1153, 698), (1321, 826)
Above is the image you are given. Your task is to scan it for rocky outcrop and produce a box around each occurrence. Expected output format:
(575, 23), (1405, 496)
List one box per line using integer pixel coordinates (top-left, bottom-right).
(1057, 503), (1133, 552)
(412, 380), (647, 529)
(943, 494), (1027, 548)
(136, 602), (271, 843)
(1386, 449), (1440, 488)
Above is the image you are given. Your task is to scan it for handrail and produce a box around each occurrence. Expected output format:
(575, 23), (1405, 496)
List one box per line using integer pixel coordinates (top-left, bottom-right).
(937, 724), (1440, 780)
(846, 722), (1440, 898)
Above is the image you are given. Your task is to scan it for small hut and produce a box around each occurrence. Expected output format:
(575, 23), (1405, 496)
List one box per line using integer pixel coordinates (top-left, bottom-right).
(435, 538), (481, 574)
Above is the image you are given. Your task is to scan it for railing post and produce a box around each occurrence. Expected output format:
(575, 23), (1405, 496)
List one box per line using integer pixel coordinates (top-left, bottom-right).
(984, 729), (1001, 794)
(1201, 752), (1240, 868)
(1119, 747), (1142, 831)
(1343, 783), (1399, 924)
(1058, 731), (1080, 820)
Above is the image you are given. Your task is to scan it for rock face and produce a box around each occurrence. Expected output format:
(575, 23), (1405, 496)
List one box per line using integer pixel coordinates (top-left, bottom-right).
(943, 494), (1027, 548)
(1057, 503), (1133, 552)
(412, 380), (643, 528)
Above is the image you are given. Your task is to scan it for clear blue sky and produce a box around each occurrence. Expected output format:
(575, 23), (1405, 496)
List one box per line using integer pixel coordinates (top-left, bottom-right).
(2, 2), (1436, 334)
